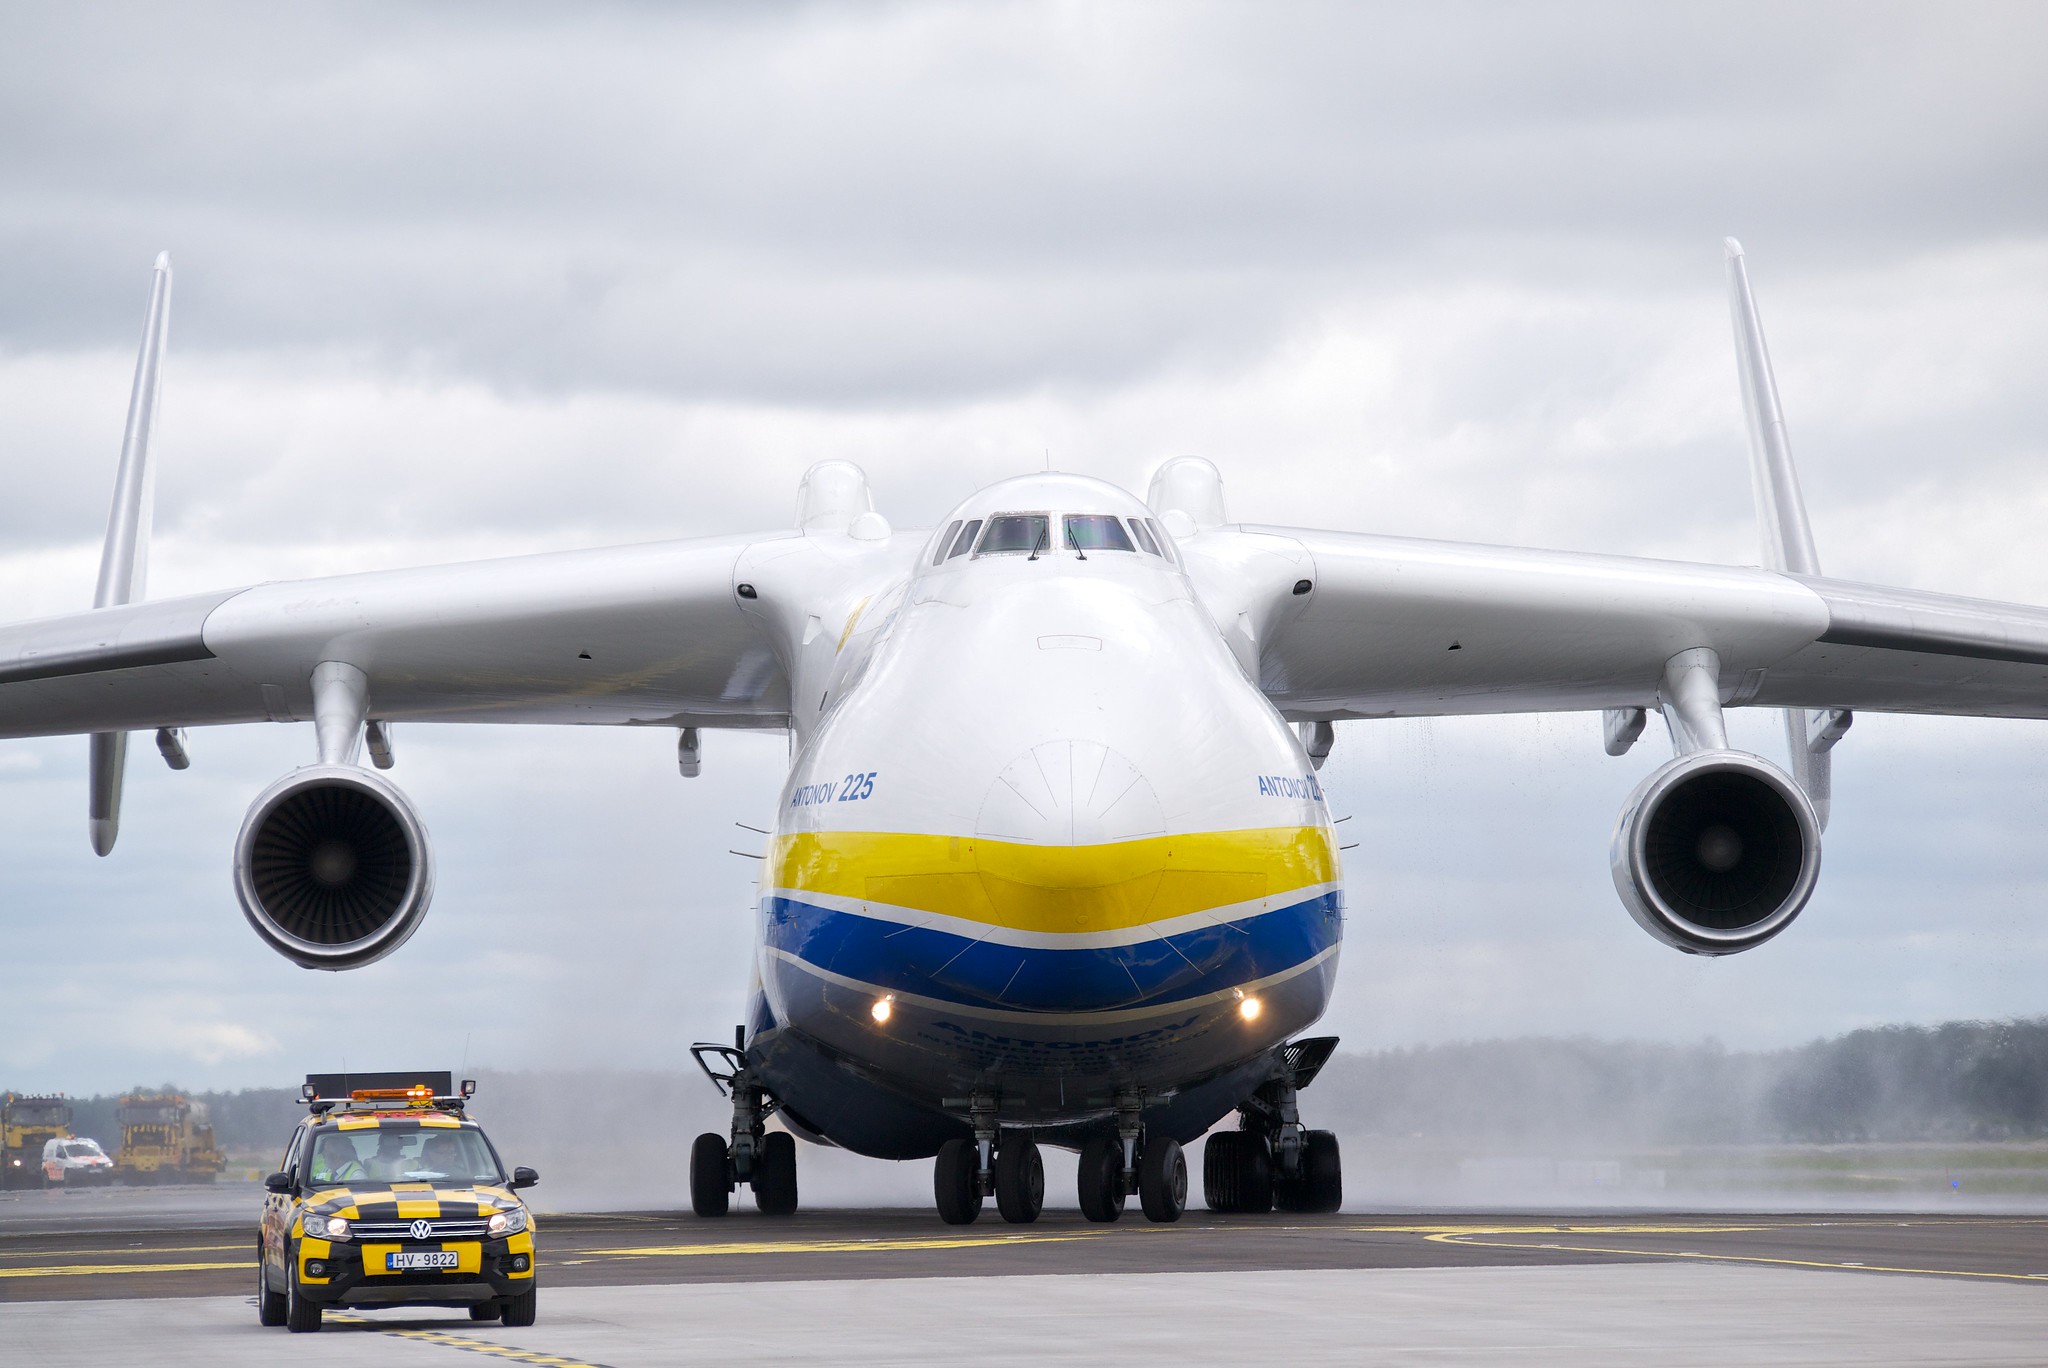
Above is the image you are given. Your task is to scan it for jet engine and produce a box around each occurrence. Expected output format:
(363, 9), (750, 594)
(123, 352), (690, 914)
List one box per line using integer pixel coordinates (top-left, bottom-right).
(233, 765), (435, 970)
(1609, 750), (1820, 956)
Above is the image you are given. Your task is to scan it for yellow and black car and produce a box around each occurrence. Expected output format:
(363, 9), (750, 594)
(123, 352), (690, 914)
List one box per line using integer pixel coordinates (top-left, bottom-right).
(258, 1072), (540, 1333)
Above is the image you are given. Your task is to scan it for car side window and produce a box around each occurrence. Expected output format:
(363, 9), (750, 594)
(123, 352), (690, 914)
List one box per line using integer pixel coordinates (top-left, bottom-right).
(280, 1129), (303, 1182)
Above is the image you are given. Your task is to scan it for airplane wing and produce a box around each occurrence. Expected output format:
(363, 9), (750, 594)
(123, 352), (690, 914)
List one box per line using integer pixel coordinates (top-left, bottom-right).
(1211, 526), (2048, 723)
(1174, 236), (2048, 730)
(0, 533), (799, 741)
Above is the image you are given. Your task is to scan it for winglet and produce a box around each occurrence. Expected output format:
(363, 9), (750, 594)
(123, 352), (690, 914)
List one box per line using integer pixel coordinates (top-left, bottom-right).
(88, 252), (174, 855)
(1725, 240), (1839, 828)
(1724, 239), (1818, 577)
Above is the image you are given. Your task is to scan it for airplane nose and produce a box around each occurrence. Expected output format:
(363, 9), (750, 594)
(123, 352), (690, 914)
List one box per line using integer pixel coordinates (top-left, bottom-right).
(976, 740), (1164, 846)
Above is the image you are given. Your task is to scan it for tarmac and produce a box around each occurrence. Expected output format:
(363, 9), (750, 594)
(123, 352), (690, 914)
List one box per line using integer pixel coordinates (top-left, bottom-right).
(3, 1189), (2045, 1365)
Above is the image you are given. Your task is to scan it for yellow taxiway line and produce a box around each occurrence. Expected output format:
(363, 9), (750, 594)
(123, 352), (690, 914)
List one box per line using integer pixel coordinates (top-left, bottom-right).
(332, 1315), (614, 1368)
(583, 1232), (1097, 1258)
(0, 1258), (253, 1279)
(1420, 1228), (2048, 1284)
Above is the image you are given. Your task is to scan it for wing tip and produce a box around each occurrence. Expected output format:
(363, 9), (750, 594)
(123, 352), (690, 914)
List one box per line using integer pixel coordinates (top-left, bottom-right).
(153, 250), (171, 272)
(1723, 236), (1746, 261)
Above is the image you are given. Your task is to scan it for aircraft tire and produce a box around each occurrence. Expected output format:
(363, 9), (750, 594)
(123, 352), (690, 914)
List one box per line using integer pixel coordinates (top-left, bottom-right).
(753, 1131), (799, 1216)
(1273, 1129), (1341, 1213)
(1204, 1131), (1273, 1213)
(1076, 1135), (1125, 1223)
(934, 1137), (983, 1225)
(1203, 1132), (1241, 1211)
(689, 1133), (731, 1217)
(1138, 1137), (1187, 1223)
(994, 1138), (1044, 1224)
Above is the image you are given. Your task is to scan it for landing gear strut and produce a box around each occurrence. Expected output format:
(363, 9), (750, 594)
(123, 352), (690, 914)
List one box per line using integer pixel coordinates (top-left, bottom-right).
(688, 1029), (799, 1217)
(935, 1091), (1045, 1226)
(1204, 1037), (1342, 1214)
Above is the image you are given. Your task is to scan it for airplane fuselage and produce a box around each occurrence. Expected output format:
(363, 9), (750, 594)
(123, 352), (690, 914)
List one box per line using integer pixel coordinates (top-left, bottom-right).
(742, 475), (1343, 1157)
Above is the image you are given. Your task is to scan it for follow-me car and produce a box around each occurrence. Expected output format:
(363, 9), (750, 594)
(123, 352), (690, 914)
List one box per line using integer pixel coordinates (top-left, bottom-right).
(258, 1073), (539, 1332)
(8, 244), (2048, 1224)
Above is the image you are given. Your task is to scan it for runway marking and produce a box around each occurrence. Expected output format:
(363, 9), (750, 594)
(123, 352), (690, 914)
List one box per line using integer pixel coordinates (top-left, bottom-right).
(583, 1232), (1097, 1258)
(1350, 1223), (1779, 1236)
(1420, 1230), (2048, 1284)
(330, 1314), (615, 1367)
(0, 1243), (242, 1260)
(0, 1258), (253, 1279)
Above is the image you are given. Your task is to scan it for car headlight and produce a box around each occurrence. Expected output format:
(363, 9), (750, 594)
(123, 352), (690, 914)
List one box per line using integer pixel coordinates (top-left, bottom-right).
(303, 1214), (351, 1241)
(487, 1207), (528, 1237)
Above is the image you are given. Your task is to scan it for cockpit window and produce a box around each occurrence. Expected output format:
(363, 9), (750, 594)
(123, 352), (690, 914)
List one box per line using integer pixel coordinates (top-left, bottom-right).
(976, 513), (1050, 556)
(1145, 518), (1176, 563)
(946, 519), (983, 560)
(1126, 518), (1161, 556)
(932, 520), (962, 566)
(1064, 514), (1135, 552)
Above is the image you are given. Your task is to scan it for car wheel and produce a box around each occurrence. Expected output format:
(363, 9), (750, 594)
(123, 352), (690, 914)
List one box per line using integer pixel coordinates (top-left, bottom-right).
(256, 1240), (287, 1326)
(502, 1288), (538, 1327)
(284, 1255), (322, 1333)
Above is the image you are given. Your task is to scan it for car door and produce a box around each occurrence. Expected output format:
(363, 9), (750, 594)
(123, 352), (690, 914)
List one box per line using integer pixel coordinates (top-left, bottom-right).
(262, 1130), (304, 1281)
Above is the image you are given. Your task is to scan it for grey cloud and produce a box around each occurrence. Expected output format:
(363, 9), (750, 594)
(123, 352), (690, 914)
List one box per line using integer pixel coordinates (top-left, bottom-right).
(2, 3), (2045, 403)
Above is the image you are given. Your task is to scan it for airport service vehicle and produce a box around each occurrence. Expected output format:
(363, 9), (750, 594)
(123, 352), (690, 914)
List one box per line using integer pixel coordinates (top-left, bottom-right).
(1, 1094), (73, 1189)
(258, 1072), (539, 1333)
(8, 246), (2048, 1224)
(112, 1091), (224, 1185)
(41, 1135), (114, 1185)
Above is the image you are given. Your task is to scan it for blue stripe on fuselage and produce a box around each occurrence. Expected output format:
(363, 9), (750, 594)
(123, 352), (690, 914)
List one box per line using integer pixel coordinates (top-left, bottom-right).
(762, 891), (1342, 1014)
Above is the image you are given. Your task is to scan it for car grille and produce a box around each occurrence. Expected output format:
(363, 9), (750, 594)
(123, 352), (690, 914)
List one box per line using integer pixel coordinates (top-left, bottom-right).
(350, 1219), (491, 1240)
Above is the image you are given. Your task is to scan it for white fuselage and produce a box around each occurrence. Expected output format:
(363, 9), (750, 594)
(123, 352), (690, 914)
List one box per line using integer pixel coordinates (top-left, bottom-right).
(742, 475), (1343, 1156)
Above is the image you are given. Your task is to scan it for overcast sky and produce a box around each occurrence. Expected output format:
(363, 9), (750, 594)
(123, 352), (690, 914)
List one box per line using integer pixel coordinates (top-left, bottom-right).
(3, 2), (2047, 1096)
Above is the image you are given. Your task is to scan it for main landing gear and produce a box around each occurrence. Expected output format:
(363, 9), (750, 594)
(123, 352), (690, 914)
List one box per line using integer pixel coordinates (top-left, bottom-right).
(1204, 1036), (1343, 1214)
(688, 1031), (798, 1217)
(933, 1089), (1189, 1226)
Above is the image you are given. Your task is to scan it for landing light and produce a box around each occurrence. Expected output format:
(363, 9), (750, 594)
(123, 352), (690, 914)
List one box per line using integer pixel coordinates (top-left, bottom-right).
(871, 996), (895, 1024)
(1238, 996), (1262, 1023)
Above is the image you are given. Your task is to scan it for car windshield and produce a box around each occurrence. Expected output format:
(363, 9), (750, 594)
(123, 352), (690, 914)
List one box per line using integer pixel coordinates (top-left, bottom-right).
(976, 513), (1050, 556)
(63, 1141), (105, 1159)
(308, 1125), (503, 1186)
(1064, 514), (1135, 552)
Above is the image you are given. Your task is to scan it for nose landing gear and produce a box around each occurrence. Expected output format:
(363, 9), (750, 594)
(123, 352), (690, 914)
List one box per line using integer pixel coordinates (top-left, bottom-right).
(1204, 1036), (1342, 1214)
(1076, 1088), (1188, 1224)
(936, 1092), (1047, 1225)
(688, 1031), (799, 1217)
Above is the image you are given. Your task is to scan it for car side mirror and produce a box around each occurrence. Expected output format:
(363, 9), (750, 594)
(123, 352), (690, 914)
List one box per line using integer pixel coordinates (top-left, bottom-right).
(264, 1171), (296, 1194)
(510, 1166), (539, 1190)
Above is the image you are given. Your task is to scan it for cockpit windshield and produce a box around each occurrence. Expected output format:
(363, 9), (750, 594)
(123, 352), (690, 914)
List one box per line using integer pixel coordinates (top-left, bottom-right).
(1063, 514), (1135, 552)
(976, 514), (1050, 556)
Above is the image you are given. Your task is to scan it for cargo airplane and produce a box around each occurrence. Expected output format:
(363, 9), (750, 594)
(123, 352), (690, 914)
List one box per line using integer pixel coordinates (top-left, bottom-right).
(7, 245), (2046, 1223)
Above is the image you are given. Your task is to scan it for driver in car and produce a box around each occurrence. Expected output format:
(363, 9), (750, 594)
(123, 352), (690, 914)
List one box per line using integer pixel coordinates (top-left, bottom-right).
(417, 1133), (466, 1181)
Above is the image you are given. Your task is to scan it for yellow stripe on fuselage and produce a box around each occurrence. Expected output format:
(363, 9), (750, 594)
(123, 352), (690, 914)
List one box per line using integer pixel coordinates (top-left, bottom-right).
(770, 826), (1335, 935)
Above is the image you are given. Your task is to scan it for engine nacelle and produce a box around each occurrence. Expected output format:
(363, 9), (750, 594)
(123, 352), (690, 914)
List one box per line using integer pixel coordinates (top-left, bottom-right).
(234, 765), (435, 971)
(1609, 749), (1820, 956)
